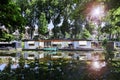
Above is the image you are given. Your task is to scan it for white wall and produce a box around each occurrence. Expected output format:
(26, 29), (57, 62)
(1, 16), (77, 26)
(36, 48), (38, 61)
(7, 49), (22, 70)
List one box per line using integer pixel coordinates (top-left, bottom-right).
(34, 41), (39, 49)
(24, 42), (29, 49)
(16, 41), (22, 48)
(73, 41), (79, 49)
(52, 42), (62, 48)
(24, 41), (36, 49)
(79, 41), (91, 48)
(24, 40), (92, 49)
(61, 41), (72, 48)
(72, 41), (92, 49)
(39, 42), (44, 48)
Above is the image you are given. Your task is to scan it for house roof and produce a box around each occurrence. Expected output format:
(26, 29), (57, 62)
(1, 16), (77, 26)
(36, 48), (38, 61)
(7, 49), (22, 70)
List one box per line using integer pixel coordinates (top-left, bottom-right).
(23, 39), (92, 42)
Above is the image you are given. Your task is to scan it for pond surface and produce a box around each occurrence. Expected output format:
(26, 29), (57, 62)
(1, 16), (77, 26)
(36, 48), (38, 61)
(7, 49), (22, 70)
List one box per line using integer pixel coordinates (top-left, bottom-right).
(0, 50), (120, 62)
(0, 51), (104, 61)
(0, 50), (120, 80)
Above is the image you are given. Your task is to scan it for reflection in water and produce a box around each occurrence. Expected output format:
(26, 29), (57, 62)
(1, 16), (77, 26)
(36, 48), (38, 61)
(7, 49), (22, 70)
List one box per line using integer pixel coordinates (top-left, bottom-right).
(0, 51), (120, 63)
(0, 51), (120, 80)
(92, 61), (101, 69)
(90, 53), (106, 71)
(0, 51), (105, 62)
(0, 63), (7, 71)
(91, 60), (106, 71)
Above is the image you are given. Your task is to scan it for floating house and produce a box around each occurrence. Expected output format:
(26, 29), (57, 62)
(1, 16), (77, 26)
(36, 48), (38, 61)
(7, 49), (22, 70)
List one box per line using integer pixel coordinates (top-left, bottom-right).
(0, 41), (22, 50)
(23, 39), (120, 51)
(24, 40), (40, 49)
(23, 39), (94, 51)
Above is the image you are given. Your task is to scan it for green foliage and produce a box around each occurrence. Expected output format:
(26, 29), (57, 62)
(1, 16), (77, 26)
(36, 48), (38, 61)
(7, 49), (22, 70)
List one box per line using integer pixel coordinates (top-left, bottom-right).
(1, 0), (120, 40)
(0, 29), (15, 41)
(101, 6), (120, 40)
(0, 1), (25, 32)
(0, 0), (25, 41)
(4, 34), (14, 41)
(19, 56), (25, 67)
(102, 39), (115, 62)
(52, 26), (61, 38)
(60, 20), (70, 38)
(38, 12), (48, 35)
(81, 28), (91, 39)
(102, 39), (108, 48)
(107, 0), (120, 9)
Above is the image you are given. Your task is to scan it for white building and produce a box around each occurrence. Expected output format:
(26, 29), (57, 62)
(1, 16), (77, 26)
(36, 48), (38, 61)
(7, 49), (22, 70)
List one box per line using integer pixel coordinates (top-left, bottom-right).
(23, 39), (93, 50)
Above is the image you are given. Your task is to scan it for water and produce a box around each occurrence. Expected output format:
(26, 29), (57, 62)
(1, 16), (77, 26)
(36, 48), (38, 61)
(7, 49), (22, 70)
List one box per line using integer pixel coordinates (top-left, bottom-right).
(0, 50), (120, 63)
(0, 51), (120, 80)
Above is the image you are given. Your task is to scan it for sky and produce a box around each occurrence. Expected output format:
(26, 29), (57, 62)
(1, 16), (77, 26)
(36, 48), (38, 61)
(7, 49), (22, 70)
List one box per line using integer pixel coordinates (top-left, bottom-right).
(48, 20), (54, 30)
(35, 19), (63, 30)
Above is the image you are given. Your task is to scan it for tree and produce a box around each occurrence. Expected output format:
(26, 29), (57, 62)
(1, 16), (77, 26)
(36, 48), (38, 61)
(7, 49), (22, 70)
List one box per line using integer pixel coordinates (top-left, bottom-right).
(99, 0), (120, 40)
(15, 0), (37, 39)
(111, 7), (120, 40)
(34, 0), (92, 39)
(0, 29), (14, 41)
(0, 0), (25, 41)
(81, 28), (91, 39)
(60, 19), (70, 38)
(66, 0), (90, 39)
(0, 0), (25, 32)
(101, 7), (120, 40)
(102, 39), (114, 62)
(38, 12), (48, 37)
(52, 26), (61, 38)
(14, 0), (92, 39)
